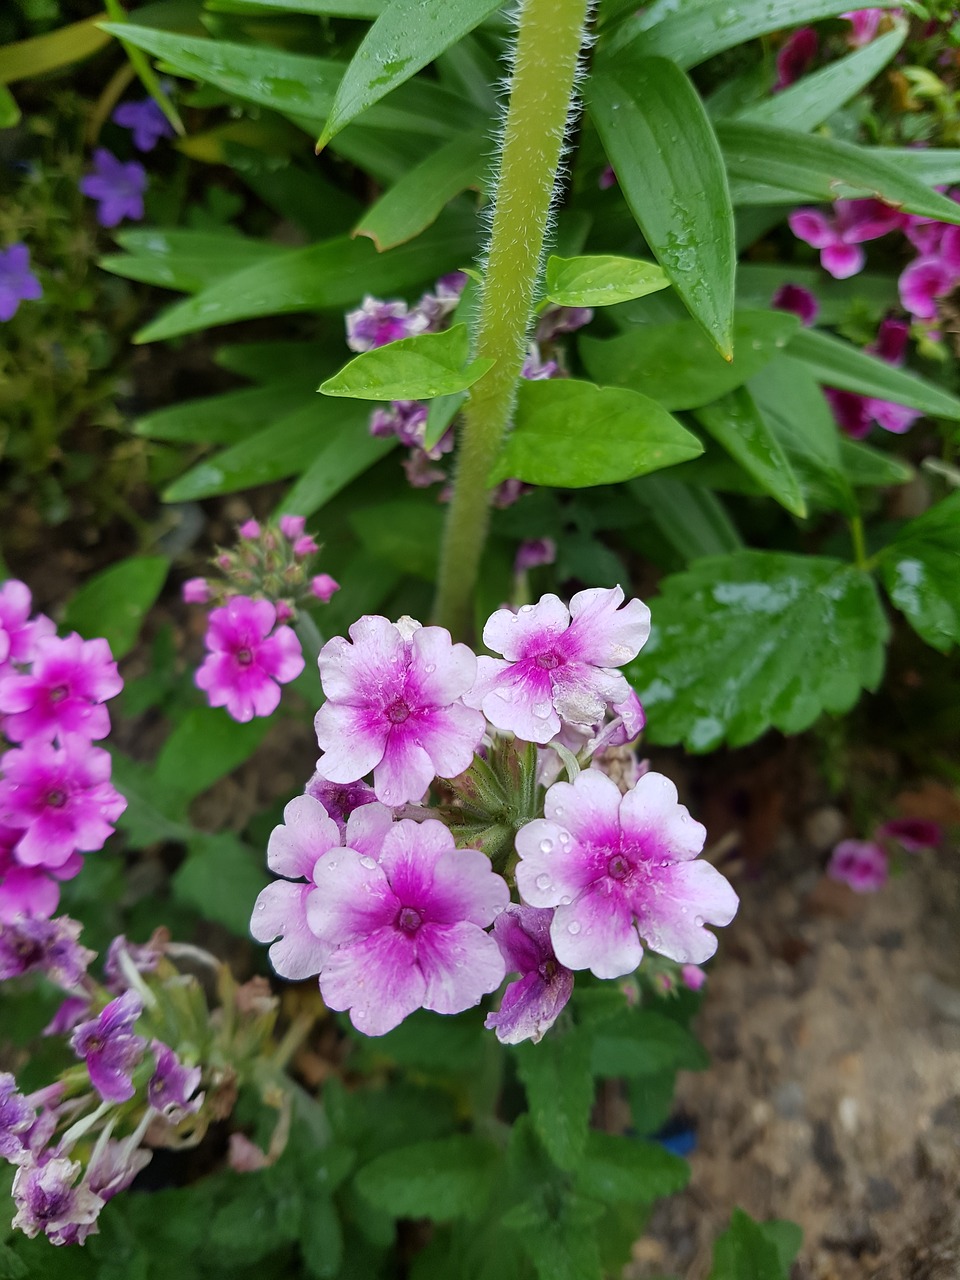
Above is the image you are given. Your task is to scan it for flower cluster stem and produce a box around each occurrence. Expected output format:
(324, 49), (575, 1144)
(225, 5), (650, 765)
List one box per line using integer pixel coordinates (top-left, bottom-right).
(433, 0), (591, 639)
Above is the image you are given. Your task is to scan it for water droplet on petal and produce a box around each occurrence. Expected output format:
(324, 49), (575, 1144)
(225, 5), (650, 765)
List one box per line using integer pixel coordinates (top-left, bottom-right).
(539, 838), (554, 853)
(535, 873), (551, 891)
(256, 900), (265, 911)
(694, 915), (704, 928)
(359, 856), (376, 870)
(567, 921), (581, 935)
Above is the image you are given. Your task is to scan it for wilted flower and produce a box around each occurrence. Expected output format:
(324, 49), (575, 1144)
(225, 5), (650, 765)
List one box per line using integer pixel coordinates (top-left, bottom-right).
(484, 906), (574, 1045)
(70, 990), (147, 1104)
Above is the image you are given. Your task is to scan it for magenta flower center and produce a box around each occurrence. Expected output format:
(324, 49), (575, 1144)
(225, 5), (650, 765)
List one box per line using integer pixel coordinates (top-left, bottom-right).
(396, 906), (422, 934)
(49, 684), (69, 703)
(535, 651), (562, 670)
(606, 853), (631, 881)
(45, 788), (67, 809)
(386, 698), (411, 725)
(235, 647), (253, 666)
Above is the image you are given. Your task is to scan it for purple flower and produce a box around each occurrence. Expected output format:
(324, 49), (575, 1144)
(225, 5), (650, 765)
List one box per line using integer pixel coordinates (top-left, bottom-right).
(148, 1042), (203, 1122)
(103, 934), (162, 994)
(0, 738), (126, 869)
(514, 538), (556, 574)
(521, 346), (558, 380)
(112, 96), (174, 152)
(79, 149), (148, 228)
(0, 633), (122, 744)
(12, 1156), (104, 1246)
(680, 963), (706, 992)
(310, 573), (340, 604)
(304, 774), (378, 832)
(877, 817), (941, 852)
(465, 587), (651, 746)
(599, 165), (617, 190)
(86, 1133), (151, 1202)
(308, 818), (508, 1036)
(417, 272), (468, 329)
(484, 905), (574, 1045)
(195, 595), (304, 723)
(788, 199), (903, 278)
(370, 400), (436, 453)
(279, 514), (306, 541)
(0, 854), (65, 923)
(314, 616), (485, 806)
(771, 283), (819, 327)
(0, 580), (54, 676)
(825, 317), (922, 437)
(535, 306), (594, 342)
(44, 995), (90, 1036)
(899, 252), (960, 321)
(516, 770), (738, 979)
(70, 990), (146, 1104)
(0, 245), (42, 322)
(181, 577), (210, 604)
(0, 1073), (35, 1163)
(827, 839), (887, 892)
(0, 916), (94, 988)
(774, 27), (818, 91)
(842, 8), (886, 45)
(345, 296), (429, 352)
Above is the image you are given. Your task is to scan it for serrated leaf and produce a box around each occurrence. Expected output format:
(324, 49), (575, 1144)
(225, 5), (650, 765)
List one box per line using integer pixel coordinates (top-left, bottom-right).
(576, 1132), (689, 1204)
(580, 310), (798, 411)
(544, 254), (669, 308)
(694, 386), (807, 518)
(879, 492), (960, 653)
(627, 552), (889, 751)
(173, 833), (269, 935)
(591, 1009), (709, 1076)
(356, 1135), (499, 1222)
(589, 56), (735, 354)
(490, 379), (702, 488)
(63, 557), (168, 660)
(153, 709), (271, 806)
(320, 325), (493, 400)
(515, 1030), (594, 1171)
(318, 0), (503, 147)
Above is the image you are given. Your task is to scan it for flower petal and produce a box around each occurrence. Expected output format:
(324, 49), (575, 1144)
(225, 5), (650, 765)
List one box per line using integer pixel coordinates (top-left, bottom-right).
(417, 921), (506, 1015)
(320, 927), (424, 1036)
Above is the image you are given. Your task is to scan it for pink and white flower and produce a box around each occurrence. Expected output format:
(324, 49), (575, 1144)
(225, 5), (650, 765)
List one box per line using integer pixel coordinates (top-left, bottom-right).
(314, 616), (485, 806)
(515, 770), (738, 980)
(308, 818), (508, 1036)
(0, 633), (122, 744)
(465, 587), (650, 745)
(345, 297), (429, 353)
(195, 595), (304, 723)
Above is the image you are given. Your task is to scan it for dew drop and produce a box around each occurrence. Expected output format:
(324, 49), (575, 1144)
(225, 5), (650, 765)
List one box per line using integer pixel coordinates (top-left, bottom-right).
(567, 921), (581, 935)
(554, 805), (564, 818)
(533, 701), (551, 719)
(359, 856), (377, 870)
(256, 900), (265, 911)
(539, 838), (554, 853)
(535, 873), (551, 891)
(694, 915), (704, 928)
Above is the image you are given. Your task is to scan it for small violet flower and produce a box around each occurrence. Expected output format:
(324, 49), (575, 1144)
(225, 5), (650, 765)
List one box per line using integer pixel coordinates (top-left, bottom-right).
(0, 1073), (35, 1163)
(0, 633), (122, 744)
(181, 578), (210, 605)
(103, 934), (162, 994)
(345, 296), (429, 353)
(70, 990), (147, 1104)
(0, 245), (42, 323)
(195, 595), (304, 723)
(112, 96), (174, 152)
(515, 770), (738, 979)
(308, 818), (508, 1036)
(771, 283), (819, 327)
(827, 839), (888, 892)
(464, 587), (651, 746)
(314, 616), (485, 806)
(788, 199), (903, 279)
(774, 27), (818, 92)
(514, 538), (556, 574)
(876, 817), (941, 852)
(148, 1042), (203, 1123)
(484, 905), (574, 1045)
(0, 916), (94, 988)
(11, 1156), (104, 1247)
(79, 149), (148, 228)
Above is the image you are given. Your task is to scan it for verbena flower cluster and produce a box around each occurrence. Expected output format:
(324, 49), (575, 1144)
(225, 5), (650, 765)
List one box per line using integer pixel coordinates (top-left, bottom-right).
(252, 587), (739, 1042)
(828, 815), (942, 892)
(0, 580), (126, 921)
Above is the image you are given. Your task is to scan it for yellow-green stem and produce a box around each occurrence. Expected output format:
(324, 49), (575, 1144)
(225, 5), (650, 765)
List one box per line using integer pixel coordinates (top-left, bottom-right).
(849, 514), (868, 570)
(432, 0), (591, 638)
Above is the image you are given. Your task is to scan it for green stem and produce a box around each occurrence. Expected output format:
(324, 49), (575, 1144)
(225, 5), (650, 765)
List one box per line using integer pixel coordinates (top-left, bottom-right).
(433, 0), (591, 638)
(849, 514), (868, 570)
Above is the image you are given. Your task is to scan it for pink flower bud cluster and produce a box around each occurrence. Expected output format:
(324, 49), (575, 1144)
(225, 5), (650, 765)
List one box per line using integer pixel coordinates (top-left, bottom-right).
(827, 815), (942, 893)
(0, 581), (126, 922)
(252, 587), (739, 1044)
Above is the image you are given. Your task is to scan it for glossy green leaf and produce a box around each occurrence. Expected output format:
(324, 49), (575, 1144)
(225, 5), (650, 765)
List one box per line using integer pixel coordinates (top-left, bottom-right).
(63, 557), (168, 660)
(356, 1136), (499, 1222)
(694, 386), (807, 518)
(628, 477), (743, 561)
(589, 56), (735, 355)
(735, 23), (905, 132)
(879, 492), (960, 653)
(0, 16), (111, 83)
(422, 391), (465, 453)
(840, 438), (914, 488)
(135, 383), (313, 445)
(275, 429), (395, 518)
(580, 310), (798, 411)
(875, 147), (960, 186)
(350, 498), (445, 580)
(320, 324), (493, 400)
(318, 0), (503, 147)
(626, 552), (888, 751)
(206, 0), (386, 12)
(216, 341), (323, 384)
(544, 254), (669, 308)
(718, 122), (960, 225)
(135, 207), (477, 342)
(489, 379), (702, 488)
(103, 0), (184, 135)
(173, 833), (269, 936)
(576, 1133), (689, 1204)
(515, 1031), (594, 1172)
(154, 709), (271, 807)
(354, 127), (488, 250)
(789, 327), (960, 420)
(605, 0), (898, 67)
(101, 229), (285, 294)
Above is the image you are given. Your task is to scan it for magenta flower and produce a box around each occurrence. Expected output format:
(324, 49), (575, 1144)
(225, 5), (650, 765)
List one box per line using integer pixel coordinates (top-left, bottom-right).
(314, 616), (485, 806)
(79, 149), (147, 228)
(181, 577), (210, 604)
(195, 595), (304, 723)
(0, 633), (122, 744)
(70, 990), (146, 1104)
(771, 283), (819, 327)
(484, 905), (574, 1045)
(308, 818), (508, 1036)
(774, 27), (818, 91)
(0, 916), (94, 988)
(12, 1156), (104, 1247)
(370, 400), (433, 452)
(0, 245), (42, 323)
(0, 580), (54, 676)
(842, 8), (886, 45)
(465, 587), (651, 746)
(0, 854), (61, 923)
(148, 1042), (203, 1123)
(0, 738), (126, 869)
(279, 514), (305, 540)
(877, 817), (941, 852)
(899, 252), (960, 321)
(825, 317), (922, 437)
(112, 97), (174, 152)
(0, 1074), (36, 1163)
(516, 770), (738, 979)
(304, 773), (378, 833)
(238, 519), (261, 540)
(310, 573), (340, 604)
(514, 538), (557, 574)
(827, 839), (888, 892)
(788, 200), (903, 278)
(345, 296), (428, 352)
(680, 963), (707, 992)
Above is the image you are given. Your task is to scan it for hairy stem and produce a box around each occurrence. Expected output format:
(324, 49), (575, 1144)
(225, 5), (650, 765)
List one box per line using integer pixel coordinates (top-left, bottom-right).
(433, 0), (591, 638)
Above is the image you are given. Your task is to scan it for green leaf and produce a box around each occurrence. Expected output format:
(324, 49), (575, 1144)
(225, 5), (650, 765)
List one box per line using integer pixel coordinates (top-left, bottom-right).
(278, 430), (395, 519)
(135, 383), (315, 444)
(320, 325), (493, 400)
(153, 709), (271, 807)
(840, 438), (914, 488)
(103, 0), (184, 136)
(758, 1220), (804, 1276)
(300, 1192), (343, 1279)
(100, 229), (285, 293)
(589, 56), (735, 355)
(489, 379), (702, 488)
(206, 0), (387, 13)
(718, 122), (960, 225)
(0, 16), (111, 83)
(879, 492), (960, 653)
(318, 0), (503, 147)
(354, 127), (488, 250)
(576, 1132), (689, 1204)
(110, 752), (191, 846)
(708, 1208), (801, 1280)
(591, 1009), (709, 1076)
(0, 84), (20, 128)
(0, 1239), (29, 1279)
(628, 477), (744, 561)
(173, 832), (269, 935)
(350, 498), (445, 580)
(515, 1030), (594, 1172)
(694, 386), (807, 518)
(735, 23), (905, 131)
(876, 147), (960, 186)
(134, 208), (477, 342)
(423, 391), (466, 453)
(544, 254), (669, 308)
(356, 1136), (499, 1222)
(580, 310), (798, 411)
(63, 557), (168, 660)
(787, 327), (960, 421)
(626, 552), (889, 751)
